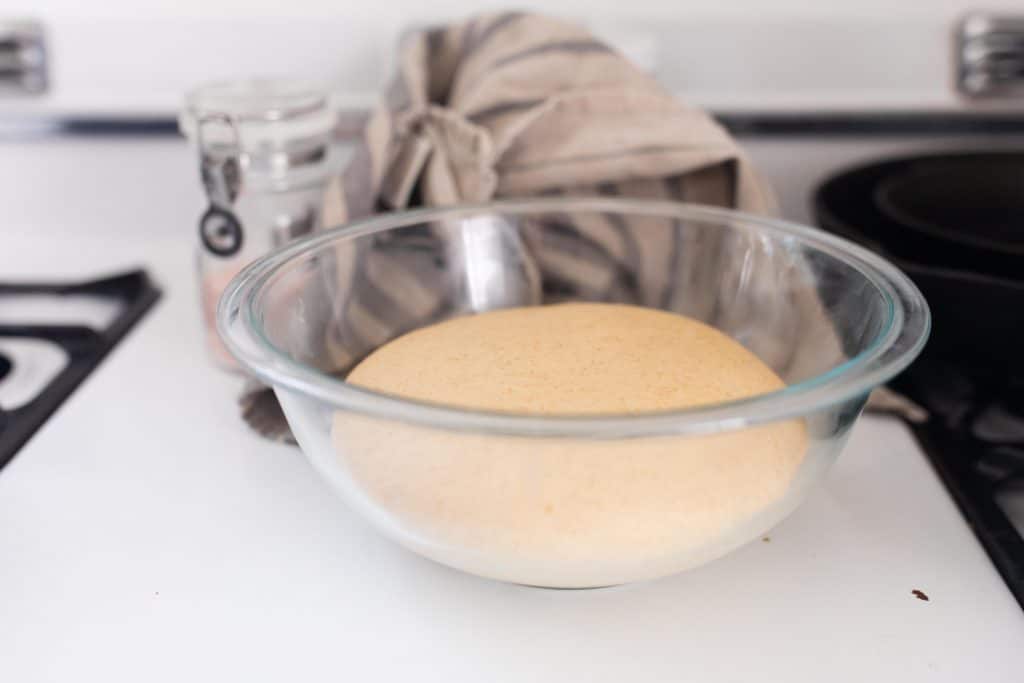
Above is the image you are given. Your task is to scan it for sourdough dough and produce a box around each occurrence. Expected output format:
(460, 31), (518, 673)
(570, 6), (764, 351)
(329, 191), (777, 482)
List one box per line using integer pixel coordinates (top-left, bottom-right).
(346, 303), (789, 414)
(332, 303), (808, 585)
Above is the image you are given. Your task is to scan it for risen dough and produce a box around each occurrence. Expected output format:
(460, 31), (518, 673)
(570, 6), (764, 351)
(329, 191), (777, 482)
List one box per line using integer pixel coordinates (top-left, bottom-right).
(346, 303), (788, 414)
(332, 303), (807, 586)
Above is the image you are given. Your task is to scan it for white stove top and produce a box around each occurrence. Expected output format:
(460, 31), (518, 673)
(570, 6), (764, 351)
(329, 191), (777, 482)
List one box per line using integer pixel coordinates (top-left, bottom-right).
(0, 136), (1021, 682)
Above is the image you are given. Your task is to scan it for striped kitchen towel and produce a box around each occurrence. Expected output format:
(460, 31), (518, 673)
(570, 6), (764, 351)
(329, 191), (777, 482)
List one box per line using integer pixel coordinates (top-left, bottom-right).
(314, 11), (842, 384)
(236, 12), (903, 443)
(325, 11), (774, 221)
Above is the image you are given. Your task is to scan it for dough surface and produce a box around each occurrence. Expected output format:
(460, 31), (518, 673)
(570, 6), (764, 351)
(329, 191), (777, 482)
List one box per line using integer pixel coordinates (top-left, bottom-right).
(332, 303), (808, 586)
(346, 302), (787, 414)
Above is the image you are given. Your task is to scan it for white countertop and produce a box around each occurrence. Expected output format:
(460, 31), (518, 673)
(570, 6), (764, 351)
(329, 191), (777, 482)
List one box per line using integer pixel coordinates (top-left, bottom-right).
(0, 136), (1021, 682)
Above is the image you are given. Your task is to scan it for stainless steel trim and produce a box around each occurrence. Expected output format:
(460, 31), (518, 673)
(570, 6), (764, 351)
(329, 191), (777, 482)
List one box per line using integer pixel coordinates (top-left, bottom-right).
(958, 12), (1024, 98)
(0, 20), (46, 96)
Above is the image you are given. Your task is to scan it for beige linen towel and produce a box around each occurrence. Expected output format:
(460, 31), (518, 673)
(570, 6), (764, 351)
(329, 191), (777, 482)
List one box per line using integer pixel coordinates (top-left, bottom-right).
(238, 12), (910, 444)
(324, 12), (774, 222)
(314, 13), (847, 383)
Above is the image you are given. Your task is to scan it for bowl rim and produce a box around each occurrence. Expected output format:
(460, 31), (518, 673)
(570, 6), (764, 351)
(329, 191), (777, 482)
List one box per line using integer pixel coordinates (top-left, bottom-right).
(217, 197), (930, 438)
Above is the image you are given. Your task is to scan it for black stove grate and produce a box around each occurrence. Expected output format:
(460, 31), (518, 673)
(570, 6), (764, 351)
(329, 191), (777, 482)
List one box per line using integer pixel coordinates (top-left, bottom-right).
(894, 365), (1024, 609)
(0, 270), (160, 470)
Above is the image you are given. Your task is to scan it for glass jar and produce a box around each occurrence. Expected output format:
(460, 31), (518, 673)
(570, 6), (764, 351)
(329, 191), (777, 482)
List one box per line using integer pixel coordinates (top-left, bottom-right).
(180, 78), (337, 369)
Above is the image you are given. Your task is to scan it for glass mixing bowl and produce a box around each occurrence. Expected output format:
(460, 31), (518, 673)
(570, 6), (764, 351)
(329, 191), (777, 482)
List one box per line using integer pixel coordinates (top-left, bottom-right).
(218, 198), (929, 588)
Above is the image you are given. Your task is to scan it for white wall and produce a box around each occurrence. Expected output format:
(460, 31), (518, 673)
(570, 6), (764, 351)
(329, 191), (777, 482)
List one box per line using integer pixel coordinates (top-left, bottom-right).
(3, 0), (1022, 116)
(3, 0), (1003, 18)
